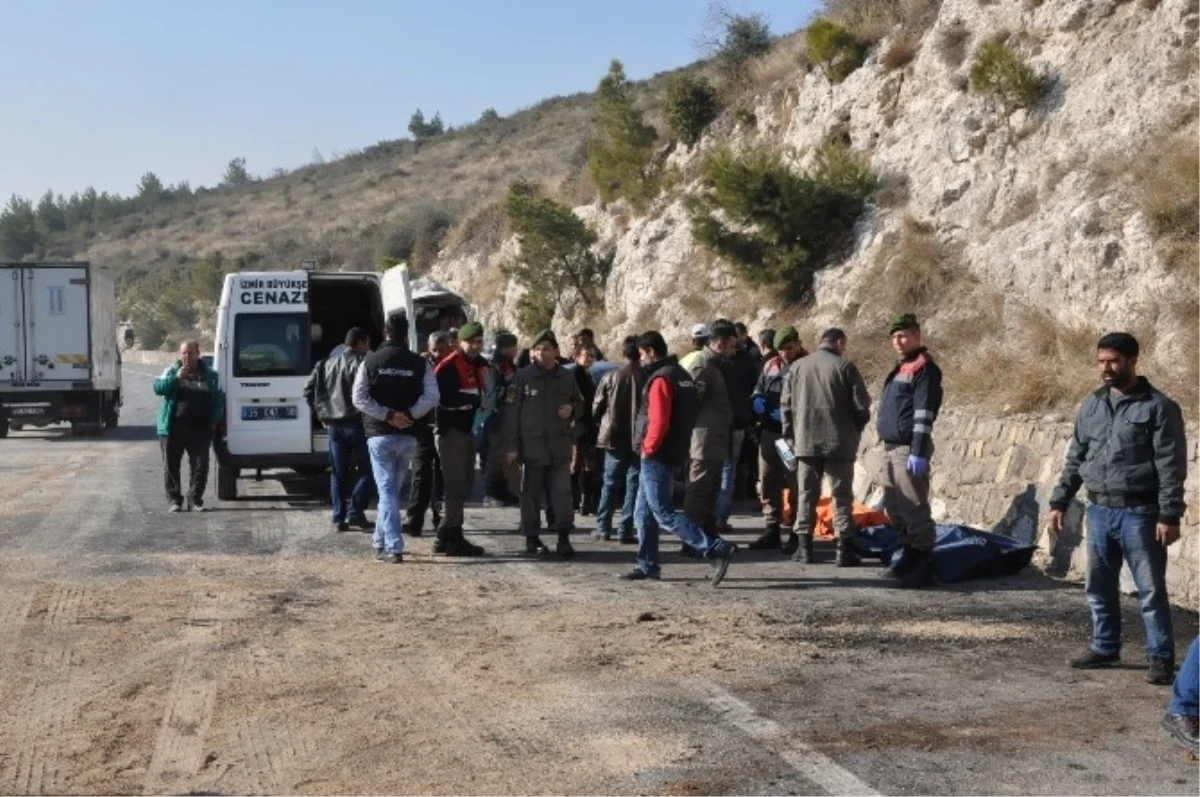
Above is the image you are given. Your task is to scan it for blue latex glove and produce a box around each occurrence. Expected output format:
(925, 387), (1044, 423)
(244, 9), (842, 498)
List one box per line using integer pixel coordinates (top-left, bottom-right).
(751, 395), (767, 416)
(906, 455), (930, 478)
(769, 407), (781, 422)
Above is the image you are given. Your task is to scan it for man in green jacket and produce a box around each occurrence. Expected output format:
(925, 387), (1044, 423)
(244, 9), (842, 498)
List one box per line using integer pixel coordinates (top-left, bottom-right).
(154, 340), (225, 512)
(781, 328), (871, 566)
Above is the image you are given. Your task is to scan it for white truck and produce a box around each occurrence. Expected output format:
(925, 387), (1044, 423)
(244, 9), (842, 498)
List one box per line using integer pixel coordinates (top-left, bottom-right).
(0, 262), (122, 437)
(211, 264), (469, 500)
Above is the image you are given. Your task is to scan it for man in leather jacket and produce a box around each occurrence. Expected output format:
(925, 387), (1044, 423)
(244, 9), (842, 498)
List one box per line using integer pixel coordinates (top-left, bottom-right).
(304, 328), (373, 531)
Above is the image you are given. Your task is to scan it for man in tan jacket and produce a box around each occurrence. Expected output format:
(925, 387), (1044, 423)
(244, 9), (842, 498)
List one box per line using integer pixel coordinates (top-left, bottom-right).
(781, 328), (872, 566)
(683, 320), (737, 546)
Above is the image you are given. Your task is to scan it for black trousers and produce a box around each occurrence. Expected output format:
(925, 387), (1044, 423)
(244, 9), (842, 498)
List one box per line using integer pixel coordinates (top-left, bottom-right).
(406, 428), (443, 529)
(161, 425), (212, 504)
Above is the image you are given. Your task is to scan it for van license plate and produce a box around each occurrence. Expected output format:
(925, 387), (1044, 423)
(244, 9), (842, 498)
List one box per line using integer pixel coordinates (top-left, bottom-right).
(242, 405), (298, 421)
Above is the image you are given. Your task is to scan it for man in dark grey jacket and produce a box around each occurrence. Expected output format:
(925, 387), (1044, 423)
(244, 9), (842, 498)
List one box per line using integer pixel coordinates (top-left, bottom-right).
(1050, 332), (1188, 685)
(781, 328), (872, 566)
(684, 321), (736, 542)
(304, 327), (373, 532)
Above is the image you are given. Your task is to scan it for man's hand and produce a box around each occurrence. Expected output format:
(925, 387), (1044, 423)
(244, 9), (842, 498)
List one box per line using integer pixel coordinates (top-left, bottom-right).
(557, 404), (573, 420)
(1156, 522), (1181, 547)
(388, 411), (412, 430)
(1048, 508), (1065, 534)
(505, 452), (519, 467)
(178, 365), (192, 380)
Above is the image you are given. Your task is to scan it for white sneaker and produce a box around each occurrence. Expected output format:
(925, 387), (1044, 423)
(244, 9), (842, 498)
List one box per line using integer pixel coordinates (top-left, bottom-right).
(190, 499), (209, 512)
(168, 502), (183, 513)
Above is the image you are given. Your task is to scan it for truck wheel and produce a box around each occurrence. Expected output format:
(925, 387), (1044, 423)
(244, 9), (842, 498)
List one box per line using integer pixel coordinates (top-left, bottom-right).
(217, 465), (239, 501)
(104, 407), (119, 429)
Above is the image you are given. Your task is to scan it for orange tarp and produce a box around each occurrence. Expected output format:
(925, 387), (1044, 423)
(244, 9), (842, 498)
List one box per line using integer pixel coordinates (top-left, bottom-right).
(781, 492), (890, 538)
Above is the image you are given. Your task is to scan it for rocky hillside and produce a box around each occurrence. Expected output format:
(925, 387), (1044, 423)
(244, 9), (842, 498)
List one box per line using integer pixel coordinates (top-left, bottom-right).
(437, 0), (1198, 414)
(16, 0), (1196, 416)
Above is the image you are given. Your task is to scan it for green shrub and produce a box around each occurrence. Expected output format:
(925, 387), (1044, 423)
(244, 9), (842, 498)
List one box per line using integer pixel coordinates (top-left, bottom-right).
(715, 11), (773, 82)
(664, 74), (720, 148)
(969, 39), (1049, 111)
(688, 141), (875, 299)
(501, 180), (607, 333)
(734, 107), (757, 128)
(806, 19), (866, 83)
(586, 60), (660, 210)
(136, 314), (168, 350)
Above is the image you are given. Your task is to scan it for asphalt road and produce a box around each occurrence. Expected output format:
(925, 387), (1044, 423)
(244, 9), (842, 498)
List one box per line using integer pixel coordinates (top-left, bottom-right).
(0, 364), (1195, 796)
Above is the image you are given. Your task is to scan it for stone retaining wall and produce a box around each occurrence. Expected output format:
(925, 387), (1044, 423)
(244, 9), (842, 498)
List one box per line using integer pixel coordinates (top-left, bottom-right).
(853, 411), (1199, 608)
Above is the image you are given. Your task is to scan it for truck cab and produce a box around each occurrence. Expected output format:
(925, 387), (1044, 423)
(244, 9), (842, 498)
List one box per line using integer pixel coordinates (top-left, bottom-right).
(212, 264), (469, 499)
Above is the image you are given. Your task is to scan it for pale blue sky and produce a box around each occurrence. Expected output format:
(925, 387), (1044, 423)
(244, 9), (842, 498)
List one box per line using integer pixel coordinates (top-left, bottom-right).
(0, 0), (821, 203)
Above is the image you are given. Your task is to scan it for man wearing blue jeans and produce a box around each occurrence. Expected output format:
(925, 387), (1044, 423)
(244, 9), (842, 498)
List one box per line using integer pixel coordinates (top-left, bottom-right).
(1162, 637), (1199, 752)
(304, 328), (373, 532)
(593, 336), (645, 543)
(352, 313), (439, 564)
(621, 331), (736, 586)
(1050, 332), (1187, 684)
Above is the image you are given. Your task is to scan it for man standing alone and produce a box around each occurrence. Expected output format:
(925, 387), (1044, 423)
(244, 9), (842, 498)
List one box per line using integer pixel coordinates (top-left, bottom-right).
(154, 340), (224, 512)
(876, 313), (943, 589)
(1050, 332), (1187, 685)
(352, 313), (439, 564)
(433, 321), (489, 557)
(781, 328), (871, 566)
(304, 327), (373, 532)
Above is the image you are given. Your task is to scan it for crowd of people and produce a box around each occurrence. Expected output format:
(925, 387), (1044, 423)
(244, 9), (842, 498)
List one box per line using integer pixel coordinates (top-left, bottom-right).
(154, 313), (1194, 752)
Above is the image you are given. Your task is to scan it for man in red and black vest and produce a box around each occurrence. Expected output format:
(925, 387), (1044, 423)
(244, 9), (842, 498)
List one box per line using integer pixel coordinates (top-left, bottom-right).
(877, 312), (943, 589)
(433, 321), (489, 557)
(620, 331), (737, 586)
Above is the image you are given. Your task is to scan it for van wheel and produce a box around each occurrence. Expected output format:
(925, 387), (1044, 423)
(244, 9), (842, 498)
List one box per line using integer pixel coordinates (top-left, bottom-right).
(217, 465), (239, 501)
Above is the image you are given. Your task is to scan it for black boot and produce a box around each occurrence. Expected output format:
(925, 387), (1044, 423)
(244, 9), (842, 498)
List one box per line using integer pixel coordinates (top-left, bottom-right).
(747, 525), (782, 550)
(445, 526), (485, 557)
(432, 525), (449, 554)
(556, 531), (576, 558)
(885, 546), (918, 579)
(898, 549), (936, 589)
(835, 537), (861, 567)
(790, 534), (814, 564)
(679, 543), (703, 558)
(403, 519), (423, 539)
(525, 535), (550, 556)
(781, 531), (800, 556)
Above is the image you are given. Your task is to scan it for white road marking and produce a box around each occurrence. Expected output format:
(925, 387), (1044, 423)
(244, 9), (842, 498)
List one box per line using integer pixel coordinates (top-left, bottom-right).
(697, 681), (879, 797)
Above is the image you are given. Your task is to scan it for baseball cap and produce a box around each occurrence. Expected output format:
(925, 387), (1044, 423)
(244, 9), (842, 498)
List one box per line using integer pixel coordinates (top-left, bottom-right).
(691, 323), (711, 338)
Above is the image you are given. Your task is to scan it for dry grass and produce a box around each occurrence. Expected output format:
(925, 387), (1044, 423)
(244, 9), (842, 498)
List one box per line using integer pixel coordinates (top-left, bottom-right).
(874, 172), (911, 208)
(1130, 121), (1199, 240)
(858, 216), (963, 323)
(822, 0), (943, 45)
(747, 33), (809, 93)
(996, 188), (1040, 227)
(881, 37), (920, 70)
(937, 19), (972, 68)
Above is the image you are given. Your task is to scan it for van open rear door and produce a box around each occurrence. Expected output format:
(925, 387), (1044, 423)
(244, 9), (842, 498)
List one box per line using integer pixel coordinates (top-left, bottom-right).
(380, 264), (417, 351)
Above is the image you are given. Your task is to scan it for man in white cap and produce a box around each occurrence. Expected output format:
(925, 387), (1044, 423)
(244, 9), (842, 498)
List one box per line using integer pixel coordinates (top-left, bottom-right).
(679, 323), (711, 371)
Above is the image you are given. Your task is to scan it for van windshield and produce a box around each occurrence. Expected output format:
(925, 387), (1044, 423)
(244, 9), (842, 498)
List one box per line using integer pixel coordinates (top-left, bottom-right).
(234, 313), (309, 377)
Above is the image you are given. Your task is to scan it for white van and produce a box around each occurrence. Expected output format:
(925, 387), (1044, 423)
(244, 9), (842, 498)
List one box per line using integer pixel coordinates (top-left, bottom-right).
(211, 264), (469, 500)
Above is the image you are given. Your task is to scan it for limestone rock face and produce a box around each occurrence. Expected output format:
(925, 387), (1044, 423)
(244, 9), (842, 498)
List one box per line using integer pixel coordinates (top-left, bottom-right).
(431, 0), (1197, 352)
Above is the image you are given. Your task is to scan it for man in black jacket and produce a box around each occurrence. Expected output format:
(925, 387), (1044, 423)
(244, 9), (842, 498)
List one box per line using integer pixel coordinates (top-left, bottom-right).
(876, 313), (943, 589)
(304, 327), (373, 532)
(592, 335), (646, 543)
(405, 332), (450, 539)
(1050, 332), (1188, 685)
(352, 313), (439, 564)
